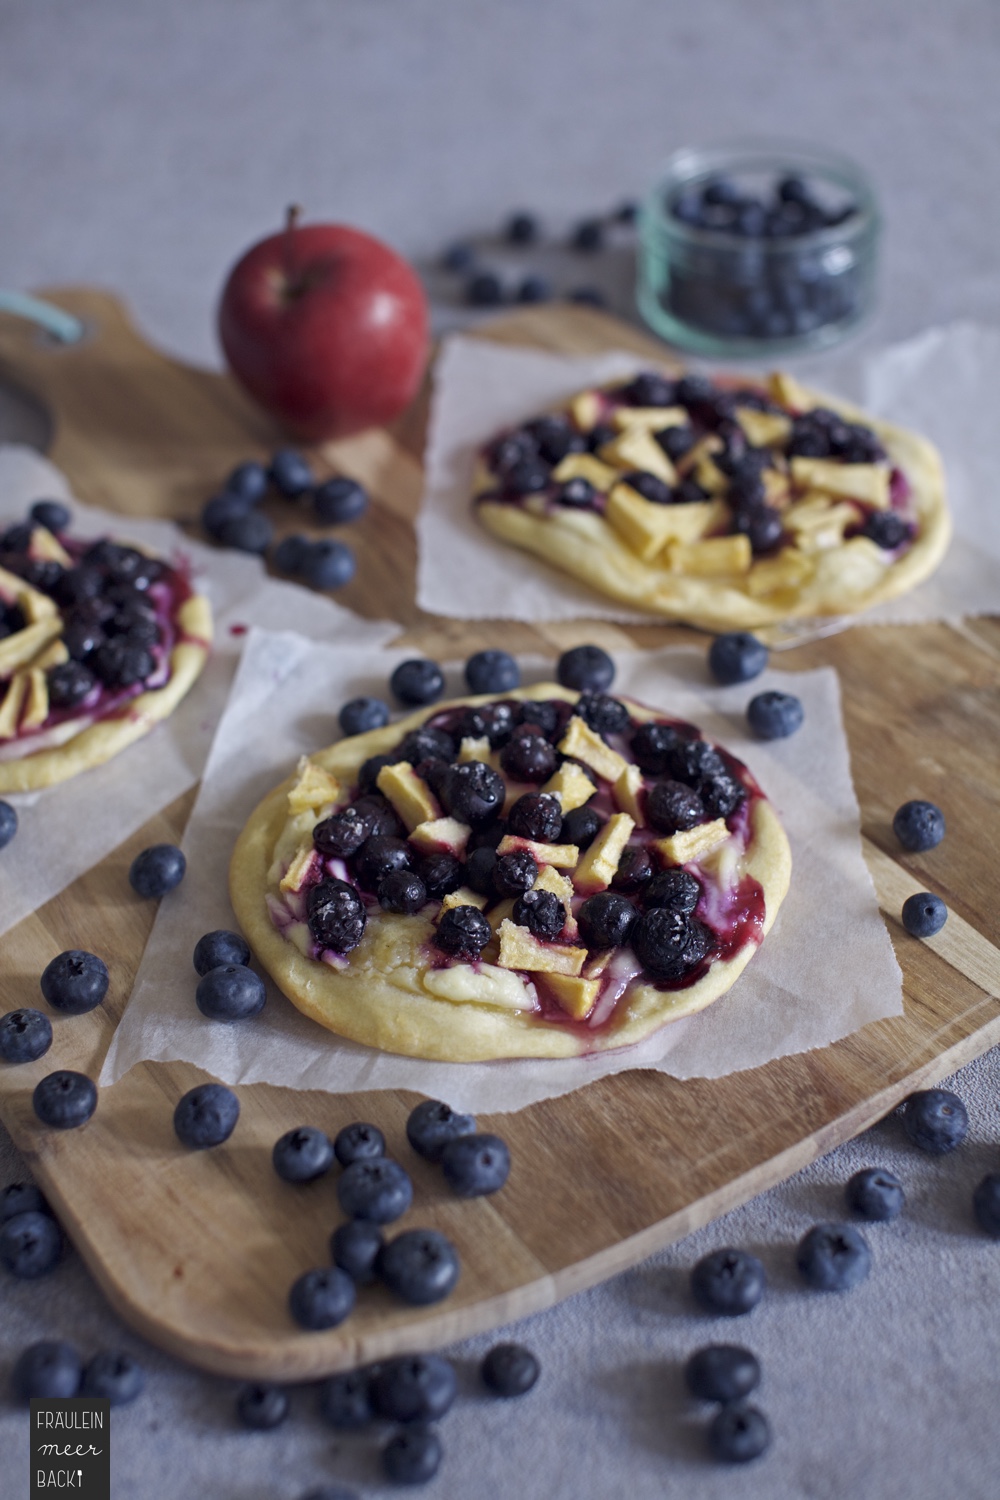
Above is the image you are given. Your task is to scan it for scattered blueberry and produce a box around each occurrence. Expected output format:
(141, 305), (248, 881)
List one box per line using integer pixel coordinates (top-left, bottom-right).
(690, 1248), (766, 1316)
(377, 1227), (461, 1305)
(466, 271), (504, 308)
(337, 1158), (413, 1223)
(0, 1008), (52, 1064)
(505, 211), (539, 245)
(972, 1174), (1000, 1237)
(900, 1088), (968, 1153)
(331, 1219), (384, 1284)
(0, 1209), (63, 1278)
(32, 1070), (97, 1130)
(339, 696), (390, 736)
(0, 800), (17, 850)
(11, 1340), (82, 1401)
(272, 1126), (335, 1183)
(390, 658), (445, 706)
(0, 1183), (51, 1223)
(557, 644), (614, 692)
(271, 533), (312, 574)
(684, 1344), (760, 1404)
(796, 1222), (871, 1291)
(441, 241), (476, 274)
(746, 690), (804, 739)
(270, 449), (314, 498)
(81, 1351), (145, 1406)
(440, 1132), (510, 1198)
(708, 632), (769, 685)
(371, 1354), (457, 1423)
(236, 1381), (289, 1429)
(40, 949), (109, 1015)
(901, 892), (948, 938)
(615, 200), (639, 225)
(313, 476), (369, 525)
(128, 843), (186, 899)
(173, 1082), (240, 1149)
(464, 649), (520, 694)
(406, 1098), (477, 1162)
(192, 929), (251, 976)
(518, 274), (553, 304)
(217, 509), (274, 554)
(382, 1424), (442, 1486)
(224, 461), (269, 503)
(845, 1167), (905, 1221)
(299, 538), (356, 590)
(196, 964), (267, 1022)
(30, 499), (71, 532)
(334, 1121), (386, 1168)
(892, 799), (945, 852)
(568, 286), (608, 308)
(319, 1368), (376, 1428)
(481, 1343), (539, 1397)
(707, 1403), (771, 1463)
(289, 1266), (356, 1330)
(202, 491), (252, 539)
(571, 218), (604, 252)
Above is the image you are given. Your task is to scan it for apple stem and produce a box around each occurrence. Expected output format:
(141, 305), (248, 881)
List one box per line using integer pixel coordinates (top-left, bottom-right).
(283, 204), (303, 285)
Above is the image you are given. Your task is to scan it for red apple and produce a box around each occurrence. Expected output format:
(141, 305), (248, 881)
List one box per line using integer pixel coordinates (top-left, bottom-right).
(217, 209), (430, 441)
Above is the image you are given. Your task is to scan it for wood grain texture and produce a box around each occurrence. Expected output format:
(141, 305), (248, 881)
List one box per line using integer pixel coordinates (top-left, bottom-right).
(0, 290), (998, 1379)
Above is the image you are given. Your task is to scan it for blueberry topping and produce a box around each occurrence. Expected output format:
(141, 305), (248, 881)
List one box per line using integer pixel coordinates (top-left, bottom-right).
(845, 1168), (905, 1222)
(700, 771), (746, 820)
(1, 1183), (51, 1223)
(390, 658), (445, 706)
(708, 632), (769, 685)
(93, 637), (155, 688)
(270, 448), (314, 497)
(646, 780), (706, 833)
(901, 892), (947, 937)
(236, 1381), (288, 1429)
(378, 870), (428, 914)
(288, 1266), (356, 1330)
(557, 644), (615, 693)
(500, 732), (558, 782)
(0, 520), (35, 553)
(272, 1126), (335, 1183)
(11, 1341), (82, 1401)
(30, 499), (71, 532)
(587, 421), (617, 451)
(575, 693), (631, 740)
(560, 805), (603, 849)
(611, 845), (655, 892)
(217, 508), (275, 555)
(372, 1354), (457, 1423)
(312, 806), (370, 859)
(691, 1247), (766, 1316)
(501, 795), (558, 847)
(630, 722), (680, 775)
(459, 700), (516, 748)
(464, 649), (520, 695)
(299, 538), (356, 590)
(492, 848), (538, 898)
(571, 218), (604, 252)
(466, 270), (505, 307)
(733, 503), (783, 554)
(193, 929), (251, 975)
(747, 690), (804, 739)
(901, 1088), (967, 1153)
(382, 1425), (442, 1486)
(0, 1008), (52, 1064)
(441, 760), (505, 825)
(503, 457), (551, 493)
(356, 753), (396, 796)
(557, 475), (597, 507)
(684, 1344), (761, 1404)
(512, 887), (565, 940)
(707, 1403), (771, 1463)
(796, 1222), (871, 1291)
(517, 698), (560, 736)
(464, 844), (498, 895)
(406, 1098), (477, 1161)
(331, 1220), (385, 1285)
(313, 476), (368, 524)
(32, 1069), (98, 1130)
(481, 1342), (540, 1397)
(624, 371), (675, 407)
(128, 843), (186, 899)
(334, 1121), (386, 1167)
(47, 659), (97, 707)
(577, 891), (636, 948)
(417, 851), (464, 899)
(196, 963), (266, 1022)
(319, 1367), (376, 1427)
(441, 1132), (511, 1197)
(0, 1210), (63, 1278)
(624, 469), (673, 505)
(861, 508), (909, 549)
(338, 1157), (413, 1223)
(643, 869), (701, 915)
(892, 799), (945, 852)
(173, 1082), (239, 1149)
(632, 909), (713, 979)
(307, 878), (368, 951)
(63, 613), (106, 662)
(377, 1227), (461, 1304)
(973, 1174), (1000, 1237)
(435, 904), (492, 957)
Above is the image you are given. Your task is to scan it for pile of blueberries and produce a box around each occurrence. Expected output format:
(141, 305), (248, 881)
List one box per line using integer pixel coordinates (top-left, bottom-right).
(202, 450), (367, 590)
(664, 173), (865, 343)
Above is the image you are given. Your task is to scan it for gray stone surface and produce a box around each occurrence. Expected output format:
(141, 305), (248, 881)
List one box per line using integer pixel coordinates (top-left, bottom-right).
(1, 2), (999, 1496)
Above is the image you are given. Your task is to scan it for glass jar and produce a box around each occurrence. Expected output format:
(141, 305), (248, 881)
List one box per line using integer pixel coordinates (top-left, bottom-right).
(637, 140), (880, 358)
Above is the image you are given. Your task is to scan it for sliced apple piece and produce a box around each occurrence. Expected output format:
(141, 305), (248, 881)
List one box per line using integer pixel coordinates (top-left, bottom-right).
(654, 818), (730, 866)
(458, 734), (491, 763)
(611, 404), (687, 432)
(745, 547), (815, 597)
(279, 845), (323, 895)
(496, 834), (579, 869)
(570, 390), (603, 430)
(544, 972), (601, 1020)
(551, 452), (619, 492)
(29, 639), (69, 672)
(606, 484), (724, 561)
(613, 763), (646, 825)
(486, 898), (516, 934)
(29, 526), (73, 568)
(20, 667), (48, 731)
(409, 816), (472, 859)
(287, 756), (342, 815)
(542, 760), (595, 814)
(0, 673), (29, 740)
(692, 453), (729, 495)
(440, 886), (489, 913)
(790, 457), (891, 507)
(768, 370), (811, 412)
(0, 618), (62, 681)
(597, 426), (677, 486)
(574, 812), (635, 892)
(735, 408), (793, 449)
(376, 761), (441, 832)
(557, 716), (627, 782)
(496, 919), (587, 976)
(784, 496), (860, 552)
(666, 534), (753, 577)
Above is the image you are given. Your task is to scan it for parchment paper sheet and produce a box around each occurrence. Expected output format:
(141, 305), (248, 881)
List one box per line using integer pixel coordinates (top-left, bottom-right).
(418, 328), (1000, 626)
(0, 445), (398, 937)
(102, 633), (903, 1110)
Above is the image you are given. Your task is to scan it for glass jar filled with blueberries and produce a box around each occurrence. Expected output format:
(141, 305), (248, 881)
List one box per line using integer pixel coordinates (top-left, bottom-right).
(637, 140), (880, 356)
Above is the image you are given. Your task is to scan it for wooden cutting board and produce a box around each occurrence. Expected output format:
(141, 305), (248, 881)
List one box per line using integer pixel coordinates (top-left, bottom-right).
(1, 289), (999, 1381)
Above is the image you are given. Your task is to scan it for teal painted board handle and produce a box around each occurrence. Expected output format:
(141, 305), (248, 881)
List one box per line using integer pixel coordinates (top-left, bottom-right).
(0, 290), (85, 344)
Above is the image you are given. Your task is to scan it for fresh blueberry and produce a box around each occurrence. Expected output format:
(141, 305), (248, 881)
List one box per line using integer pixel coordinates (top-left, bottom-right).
(192, 929), (251, 976)
(128, 843), (186, 899)
(499, 731), (557, 783)
(481, 1343), (539, 1397)
(270, 449), (314, 498)
(271, 533), (311, 574)
(577, 891), (636, 948)
(272, 1126), (335, 1183)
(972, 1174), (1000, 1237)
(406, 1099), (477, 1162)
(892, 800), (945, 852)
(33, 1070), (97, 1130)
(747, 690), (804, 739)
(173, 1082), (239, 1149)
(557, 644), (614, 692)
(202, 491), (252, 540)
(901, 892), (948, 938)
(319, 1368), (376, 1428)
(691, 1248), (766, 1316)
(331, 1220), (384, 1284)
(466, 271), (505, 307)
(435, 904), (492, 957)
(561, 805), (603, 849)
(337, 1158), (413, 1224)
(615, 200), (639, 225)
(568, 286), (608, 308)
(440, 1132), (510, 1198)
(196, 964), (267, 1022)
(224, 461), (269, 503)
(40, 949), (109, 1014)
(707, 1403), (771, 1463)
(30, 499), (72, 532)
(81, 1351), (145, 1407)
(0, 1210), (63, 1278)
(382, 1425), (442, 1485)
(377, 1228), (461, 1305)
(390, 658), (445, 706)
(236, 1381), (289, 1429)
(571, 218), (605, 252)
(441, 241), (476, 273)
(0, 801), (17, 852)
(797, 1221), (873, 1295)
(11, 1340), (82, 1401)
(464, 649), (520, 695)
(684, 1344), (761, 1404)
(845, 1168), (905, 1222)
(0, 1182), (51, 1223)
(217, 509), (274, 554)
(313, 476), (369, 525)
(289, 1266), (356, 1330)
(299, 538), (356, 590)
(338, 696), (390, 736)
(900, 1088), (968, 1153)
(334, 1121), (386, 1167)
(517, 274), (553, 304)
(708, 632), (769, 686)
(0, 1008), (52, 1064)
(372, 1354), (457, 1423)
(505, 211), (539, 244)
